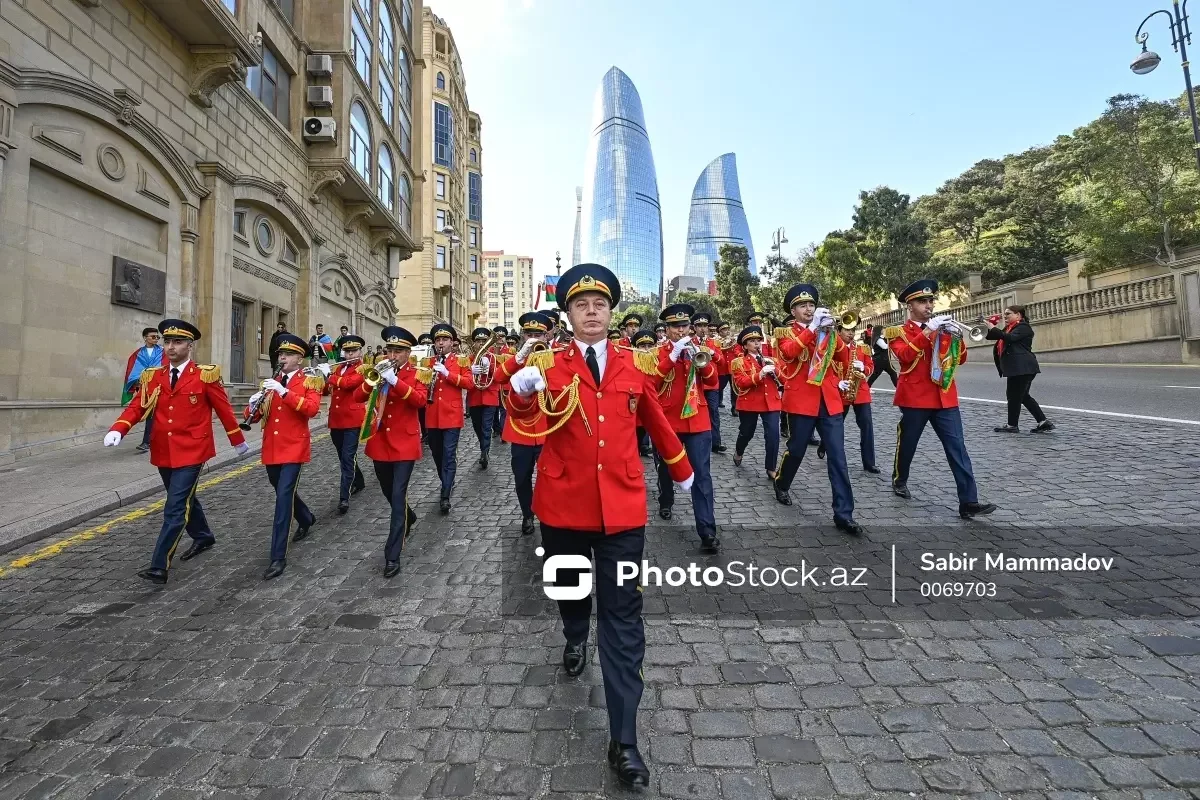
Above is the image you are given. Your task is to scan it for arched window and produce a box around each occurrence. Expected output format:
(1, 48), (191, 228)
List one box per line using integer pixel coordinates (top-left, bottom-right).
(350, 101), (371, 182)
(436, 72), (445, 91)
(399, 173), (412, 231)
(378, 145), (394, 210)
(399, 48), (412, 108)
(469, 148), (477, 164)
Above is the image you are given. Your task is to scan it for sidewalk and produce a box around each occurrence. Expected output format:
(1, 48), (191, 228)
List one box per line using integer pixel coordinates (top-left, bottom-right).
(0, 407), (329, 555)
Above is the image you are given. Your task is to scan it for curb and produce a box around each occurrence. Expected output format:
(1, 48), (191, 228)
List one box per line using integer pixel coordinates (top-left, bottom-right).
(0, 421), (329, 557)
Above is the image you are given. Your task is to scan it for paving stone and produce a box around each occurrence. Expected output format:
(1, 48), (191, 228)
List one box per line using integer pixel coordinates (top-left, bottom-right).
(658, 770), (719, 799)
(693, 738), (755, 767)
(1092, 756), (1165, 788)
(864, 762), (923, 792)
(769, 765), (834, 798)
(1034, 757), (1105, 790)
(753, 735), (821, 763)
(1150, 754), (1200, 787)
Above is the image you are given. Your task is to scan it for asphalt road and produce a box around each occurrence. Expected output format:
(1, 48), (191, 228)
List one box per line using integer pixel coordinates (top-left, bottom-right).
(873, 362), (1200, 424)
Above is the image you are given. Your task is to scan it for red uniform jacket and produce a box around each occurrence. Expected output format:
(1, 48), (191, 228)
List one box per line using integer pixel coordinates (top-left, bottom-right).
(775, 323), (851, 416)
(843, 343), (873, 405)
(509, 342), (693, 533)
(652, 342), (720, 434)
(248, 370), (323, 465)
(730, 352), (782, 413)
(496, 355), (547, 445)
(465, 349), (505, 407)
(325, 362), (367, 430)
(111, 362), (245, 468)
(425, 353), (470, 429)
(357, 362), (428, 462)
(889, 319), (966, 409)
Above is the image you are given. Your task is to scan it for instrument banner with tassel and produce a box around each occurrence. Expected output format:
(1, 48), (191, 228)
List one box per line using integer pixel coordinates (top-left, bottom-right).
(929, 329), (961, 391)
(358, 381), (388, 443)
(680, 359), (700, 419)
(806, 330), (835, 385)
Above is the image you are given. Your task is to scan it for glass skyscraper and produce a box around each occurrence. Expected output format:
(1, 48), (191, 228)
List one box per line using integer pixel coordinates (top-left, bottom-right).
(684, 153), (756, 282)
(580, 67), (663, 310)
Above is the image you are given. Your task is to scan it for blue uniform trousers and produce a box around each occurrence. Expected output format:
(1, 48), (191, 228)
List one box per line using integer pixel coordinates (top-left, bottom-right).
(150, 465), (211, 571)
(493, 402), (506, 435)
(140, 415), (154, 447)
(265, 463), (315, 562)
(704, 390), (722, 448)
(418, 407), (426, 439)
(427, 428), (460, 500)
(510, 443), (542, 518)
(540, 523), (645, 746)
(469, 405), (495, 455)
(841, 403), (877, 469)
(893, 406), (979, 503)
(717, 374), (731, 407)
(372, 460), (417, 562)
(735, 410), (781, 473)
(329, 427), (366, 503)
(776, 402), (855, 521)
(654, 430), (716, 539)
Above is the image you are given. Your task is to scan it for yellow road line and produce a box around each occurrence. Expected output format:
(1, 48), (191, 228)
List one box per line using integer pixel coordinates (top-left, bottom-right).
(0, 461), (260, 579)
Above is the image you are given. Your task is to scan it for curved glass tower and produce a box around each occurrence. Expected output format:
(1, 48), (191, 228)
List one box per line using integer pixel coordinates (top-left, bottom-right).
(580, 67), (663, 310)
(684, 153), (756, 282)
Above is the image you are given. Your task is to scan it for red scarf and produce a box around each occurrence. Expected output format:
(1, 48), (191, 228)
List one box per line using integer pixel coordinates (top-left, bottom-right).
(996, 320), (1018, 356)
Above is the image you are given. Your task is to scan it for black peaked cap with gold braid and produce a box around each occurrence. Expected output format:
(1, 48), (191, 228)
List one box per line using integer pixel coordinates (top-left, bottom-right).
(381, 326), (416, 348)
(159, 318), (201, 341)
(557, 263), (621, 310)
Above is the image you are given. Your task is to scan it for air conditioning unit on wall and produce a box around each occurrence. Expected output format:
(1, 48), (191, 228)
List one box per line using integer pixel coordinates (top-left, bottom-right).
(302, 117), (336, 143)
(307, 86), (333, 108)
(306, 54), (333, 77)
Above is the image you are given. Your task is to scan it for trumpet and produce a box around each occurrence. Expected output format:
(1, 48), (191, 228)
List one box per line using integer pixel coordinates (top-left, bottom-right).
(942, 318), (987, 343)
(364, 359), (397, 388)
(680, 339), (712, 368)
(300, 356), (361, 377)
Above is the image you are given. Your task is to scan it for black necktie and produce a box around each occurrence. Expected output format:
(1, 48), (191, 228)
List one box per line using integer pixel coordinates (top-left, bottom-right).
(170, 367), (179, 389)
(585, 346), (601, 385)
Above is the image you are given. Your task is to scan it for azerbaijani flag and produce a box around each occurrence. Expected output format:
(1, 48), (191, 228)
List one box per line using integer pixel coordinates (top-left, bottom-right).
(544, 275), (559, 304)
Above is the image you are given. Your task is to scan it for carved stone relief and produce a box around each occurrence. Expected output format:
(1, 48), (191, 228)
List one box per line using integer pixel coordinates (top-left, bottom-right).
(96, 144), (125, 181)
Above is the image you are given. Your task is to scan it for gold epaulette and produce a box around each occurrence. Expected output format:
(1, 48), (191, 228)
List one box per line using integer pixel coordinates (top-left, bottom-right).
(415, 366), (434, 385)
(632, 349), (660, 376)
(526, 348), (556, 372)
(457, 355), (470, 369)
(304, 374), (326, 392)
(498, 353), (513, 363)
(883, 326), (903, 340)
(773, 326), (794, 342)
(730, 356), (744, 372)
(199, 364), (221, 384)
(139, 366), (161, 387)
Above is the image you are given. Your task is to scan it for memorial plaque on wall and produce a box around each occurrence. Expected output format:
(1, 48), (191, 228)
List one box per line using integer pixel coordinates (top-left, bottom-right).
(110, 256), (165, 314)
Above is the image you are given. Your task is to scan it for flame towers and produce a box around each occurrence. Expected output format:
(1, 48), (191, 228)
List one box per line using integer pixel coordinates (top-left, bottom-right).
(684, 154), (756, 282)
(579, 67), (663, 310)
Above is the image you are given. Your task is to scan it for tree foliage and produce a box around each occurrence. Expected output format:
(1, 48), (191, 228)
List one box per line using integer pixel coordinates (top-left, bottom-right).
(672, 291), (720, 322)
(713, 244), (759, 327)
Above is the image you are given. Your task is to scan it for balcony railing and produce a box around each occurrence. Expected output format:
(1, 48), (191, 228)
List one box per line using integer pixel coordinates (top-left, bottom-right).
(1024, 275), (1175, 322)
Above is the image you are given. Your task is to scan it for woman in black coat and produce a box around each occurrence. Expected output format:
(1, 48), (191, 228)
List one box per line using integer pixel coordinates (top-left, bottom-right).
(982, 305), (1054, 433)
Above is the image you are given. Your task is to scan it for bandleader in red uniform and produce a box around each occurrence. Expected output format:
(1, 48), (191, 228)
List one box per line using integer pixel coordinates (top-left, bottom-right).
(506, 264), (693, 790)
(888, 279), (997, 518)
(465, 326), (501, 469)
(244, 332), (323, 580)
(105, 319), (248, 584)
(425, 323), (471, 514)
(729, 325), (783, 479)
(323, 334), (368, 513)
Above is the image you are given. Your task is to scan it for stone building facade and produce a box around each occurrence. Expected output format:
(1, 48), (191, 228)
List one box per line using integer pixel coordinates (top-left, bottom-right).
(482, 250), (533, 333)
(394, 8), (483, 336)
(0, 0), (426, 462)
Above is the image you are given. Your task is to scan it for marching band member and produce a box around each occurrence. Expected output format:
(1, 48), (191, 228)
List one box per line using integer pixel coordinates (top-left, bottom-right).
(618, 312), (642, 346)
(466, 327), (501, 470)
(607, 329), (623, 346)
(729, 325), (782, 481)
(690, 311), (727, 453)
(323, 334), (368, 513)
(653, 322), (667, 346)
(415, 332), (433, 441)
(772, 284), (863, 535)
(494, 311), (555, 535)
(887, 279), (998, 518)
(104, 319), (248, 584)
(244, 332), (323, 579)
(652, 303), (721, 554)
(357, 327), (428, 578)
(716, 321), (735, 409)
(491, 326), (512, 440)
(505, 263), (693, 789)
(426, 323), (471, 514)
(630, 328), (657, 457)
(834, 321), (879, 473)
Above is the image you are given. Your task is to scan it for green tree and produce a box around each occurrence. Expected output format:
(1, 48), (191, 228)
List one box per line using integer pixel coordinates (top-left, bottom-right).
(672, 291), (719, 322)
(752, 251), (804, 324)
(852, 187), (953, 297)
(713, 244), (759, 327)
(917, 158), (1010, 251)
(801, 233), (867, 311)
(993, 145), (1074, 283)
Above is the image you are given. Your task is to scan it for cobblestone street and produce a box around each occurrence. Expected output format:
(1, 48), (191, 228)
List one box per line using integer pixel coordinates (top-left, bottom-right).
(1, 401), (1199, 799)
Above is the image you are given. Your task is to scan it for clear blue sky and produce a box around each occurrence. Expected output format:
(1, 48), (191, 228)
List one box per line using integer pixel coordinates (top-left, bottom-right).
(435, 0), (1187, 292)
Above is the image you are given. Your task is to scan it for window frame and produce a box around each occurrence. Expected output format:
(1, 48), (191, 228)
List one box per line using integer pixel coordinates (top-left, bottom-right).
(435, 173), (446, 199)
(349, 101), (372, 182)
(352, 10), (372, 86)
(436, 245), (447, 270)
(378, 144), (395, 211)
(246, 40), (290, 127)
(379, 0), (395, 70)
(378, 69), (394, 127)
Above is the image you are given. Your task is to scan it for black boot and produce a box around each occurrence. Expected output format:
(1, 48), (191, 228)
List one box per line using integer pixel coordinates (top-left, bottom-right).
(1031, 419), (1056, 433)
(658, 506), (672, 520)
(835, 517), (863, 536)
(440, 497), (451, 515)
(863, 464), (881, 474)
(294, 518), (315, 542)
(137, 567), (168, 584)
(521, 516), (535, 536)
(479, 452), (489, 470)
(562, 642), (587, 677)
(607, 741), (650, 789)
(960, 501), (998, 519)
(775, 489), (792, 506)
(816, 443), (826, 460)
(699, 535), (720, 554)
(263, 560), (286, 580)
(383, 561), (401, 579)
(337, 499), (349, 515)
(892, 481), (911, 499)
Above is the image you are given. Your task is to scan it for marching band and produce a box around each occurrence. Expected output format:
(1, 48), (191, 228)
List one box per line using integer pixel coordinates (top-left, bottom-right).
(103, 269), (998, 788)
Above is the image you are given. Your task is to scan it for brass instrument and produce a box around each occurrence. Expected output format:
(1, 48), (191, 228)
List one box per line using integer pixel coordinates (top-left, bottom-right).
(841, 360), (867, 402)
(943, 318), (987, 343)
(301, 356), (361, 378)
(363, 359), (396, 388)
(471, 332), (499, 389)
(551, 327), (572, 346)
(680, 338), (712, 368)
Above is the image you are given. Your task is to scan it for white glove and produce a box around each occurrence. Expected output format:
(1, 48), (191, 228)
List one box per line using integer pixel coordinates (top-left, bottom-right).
(669, 336), (692, 363)
(471, 364), (488, 376)
(478, 355), (491, 370)
(432, 362), (450, 377)
(876, 337), (887, 350)
(103, 431), (122, 447)
(927, 315), (949, 331)
(234, 442), (250, 456)
(838, 379), (851, 392)
(263, 378), (288, 396)
(510, 365), (546, 396)
(378, 363), (398, 386)
(516, 339), (537, 364)
(248, 391), (264, 406)
(852, 360), (864, 371)
(318, 363), (331, 377)
(809, 308), (833, 331)
(673, 474), (695, 492)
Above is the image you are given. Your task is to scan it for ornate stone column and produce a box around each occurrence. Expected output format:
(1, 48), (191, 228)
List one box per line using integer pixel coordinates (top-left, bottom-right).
(299, 234), (325, 340)
(0, 89), (17, 218)
(195, 163), (237, 369)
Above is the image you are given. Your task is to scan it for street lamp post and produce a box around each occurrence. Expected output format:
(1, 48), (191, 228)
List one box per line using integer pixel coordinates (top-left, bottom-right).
(770, 227), (788, 263)
(442, 226), (462, 325)
(1132, 0), (1200, 171)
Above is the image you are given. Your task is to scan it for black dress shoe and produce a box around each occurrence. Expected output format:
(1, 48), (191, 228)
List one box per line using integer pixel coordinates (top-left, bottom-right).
(263, 560), (286, 580)
(863, 464), (881, 474)
(439, 498), (451, 515)
(892, 481), (911, 499)
(383, 561), (401, 578)
(808, 436), (820, 447)
(817, 443), (826, 460)
(479, 454), (489, 470)
(607, 740), (650, 789)
(350, 481), (365, 496)
(993, 424), (1020, 433)
(294, 518), (315, 542)
(699, 535), (720, 554)
(775, 489), (792, 506)
(337, 500), (349, 515)
(1031, 419), (1056, 433)
(179, 538), (214, 561)
(712, 444), (727, 454)
(406, 508), (418, 531)
(835, 517), (864, 536)
(732, 453), (743, 467)
(960, 501), (998, 519)
(563, 642), (587, 677)
(521, 516), (535, 536)
(658, 506), (672, 520)
(137, 567), (167, 584)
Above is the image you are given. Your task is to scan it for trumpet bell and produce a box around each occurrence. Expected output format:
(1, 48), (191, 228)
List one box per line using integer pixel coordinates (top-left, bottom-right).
(692, 348), (712, 368)
(839, 311), (859, 329)
(968, 325), (986, 343)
